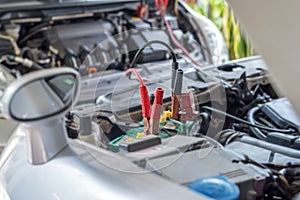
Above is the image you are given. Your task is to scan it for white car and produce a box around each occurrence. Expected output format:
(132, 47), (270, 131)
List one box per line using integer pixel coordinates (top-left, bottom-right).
(1, 0), (299, 200)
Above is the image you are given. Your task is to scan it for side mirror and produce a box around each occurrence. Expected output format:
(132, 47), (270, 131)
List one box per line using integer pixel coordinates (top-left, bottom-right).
(2, 68), (80, 122)
(1, 68), (80, 164)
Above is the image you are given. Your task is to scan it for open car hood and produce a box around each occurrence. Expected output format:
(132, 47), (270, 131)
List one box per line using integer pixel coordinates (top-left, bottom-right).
(227, 0), (300, 115)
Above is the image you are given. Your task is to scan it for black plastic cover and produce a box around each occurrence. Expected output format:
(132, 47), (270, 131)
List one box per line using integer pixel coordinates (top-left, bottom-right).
(261, 98), (300, 132)
(266, 132), (298, 148)
(0, 38), (14, 57)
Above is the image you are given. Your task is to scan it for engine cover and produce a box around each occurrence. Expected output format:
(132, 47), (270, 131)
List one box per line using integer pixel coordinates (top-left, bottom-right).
(45, 20), (114, 58)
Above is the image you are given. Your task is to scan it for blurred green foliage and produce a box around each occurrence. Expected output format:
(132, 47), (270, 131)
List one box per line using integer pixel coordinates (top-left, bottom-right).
(188, 0), (255, 60)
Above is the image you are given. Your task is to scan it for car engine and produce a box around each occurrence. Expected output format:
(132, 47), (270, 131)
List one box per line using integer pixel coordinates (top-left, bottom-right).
(0, 1), (221, 76)
(0, 1), (300, 200)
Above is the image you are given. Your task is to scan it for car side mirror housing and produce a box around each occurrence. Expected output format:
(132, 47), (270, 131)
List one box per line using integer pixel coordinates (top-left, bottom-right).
(1, 68), (80, 164)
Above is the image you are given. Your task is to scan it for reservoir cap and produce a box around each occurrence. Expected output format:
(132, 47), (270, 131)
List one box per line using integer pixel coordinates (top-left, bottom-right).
(188, 175), (240, 200)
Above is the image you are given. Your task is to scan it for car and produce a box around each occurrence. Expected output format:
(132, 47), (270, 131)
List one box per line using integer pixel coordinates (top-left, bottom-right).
(0, 0), (300, 200)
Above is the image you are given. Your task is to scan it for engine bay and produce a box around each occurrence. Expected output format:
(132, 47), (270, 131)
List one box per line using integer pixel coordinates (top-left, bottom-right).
(71, 56), (300, 199)
(1, 1), (300, 200)
(0, 1), (217, 76)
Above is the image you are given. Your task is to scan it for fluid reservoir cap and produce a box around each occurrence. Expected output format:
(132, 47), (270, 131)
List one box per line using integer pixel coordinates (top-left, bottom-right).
(188, 175), (240, 200)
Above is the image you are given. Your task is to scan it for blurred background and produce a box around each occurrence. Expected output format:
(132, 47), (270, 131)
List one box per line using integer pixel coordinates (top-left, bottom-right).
(186, 0), (255, 60)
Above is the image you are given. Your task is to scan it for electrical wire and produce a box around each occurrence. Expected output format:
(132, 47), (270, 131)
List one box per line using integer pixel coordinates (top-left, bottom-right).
(19, 26), (49, 45)
(165, 20), (202, 68)
(258, 116), (275, 128)
(125, 68), (146, 86)
(125, 68), (151, 119)
(202, 106), (295, 134)
(214, 129), (236, 141)
(154, 0), (207, 82)
(247, 107), (267, 140)
(234, 150), (293, 199)
(263, 162), (300, 169)
(129, 40), (177, 68)
(234, 155), (294, 199)
(202, 135), (224, 149)
(154, 0), (203, 69)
